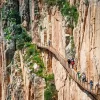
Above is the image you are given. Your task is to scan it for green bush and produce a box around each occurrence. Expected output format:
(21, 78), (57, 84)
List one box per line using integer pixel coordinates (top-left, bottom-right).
(14, 26), (32, 50)
(2, 2), (58, 100)
(2, 3), (21, 25)
(61, 2), (78, 26)
(25, 44), (37, 56)
(44, 0), (79, 27)
(44, 74), (54, 82)
(4, 24), (32, 50)
(2, 1), (32, 50)
(24, 43), (45, 77)
(84, 0), (89, 6)
(44, 83), (58, 100)
(43, 0), (57, 6)
(8, 9), (21, 24)
(70, 36), (75, 58)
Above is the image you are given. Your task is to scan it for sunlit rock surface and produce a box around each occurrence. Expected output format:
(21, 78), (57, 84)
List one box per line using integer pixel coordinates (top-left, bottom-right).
(0, 0), (100, 100)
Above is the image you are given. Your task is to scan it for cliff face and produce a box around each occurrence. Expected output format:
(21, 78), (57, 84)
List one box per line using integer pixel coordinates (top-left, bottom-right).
(0, 0), (100, 100)
(1, 0), (45, 100)
(35, 0), (99, 100)
(74, 0), (100, 84)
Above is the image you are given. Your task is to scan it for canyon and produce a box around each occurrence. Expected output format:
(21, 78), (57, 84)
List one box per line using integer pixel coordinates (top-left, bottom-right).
(0, 0), (100, 100)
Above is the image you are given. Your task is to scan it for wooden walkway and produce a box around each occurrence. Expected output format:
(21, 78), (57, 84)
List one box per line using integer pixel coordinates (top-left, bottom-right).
(36, 43), (99, 97)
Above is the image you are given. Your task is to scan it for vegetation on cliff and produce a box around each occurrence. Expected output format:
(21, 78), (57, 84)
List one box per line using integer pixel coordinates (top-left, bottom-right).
(2, 3), (32, 50)
(1, 0), (78, 99)
(44, 0), (79, 28)
(1, 0), (57, 99)
(44, 82), (58, 100)
(43, 0), (78, 58)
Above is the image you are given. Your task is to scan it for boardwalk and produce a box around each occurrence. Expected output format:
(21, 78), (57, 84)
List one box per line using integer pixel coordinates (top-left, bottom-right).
(36, 43), (99, 98)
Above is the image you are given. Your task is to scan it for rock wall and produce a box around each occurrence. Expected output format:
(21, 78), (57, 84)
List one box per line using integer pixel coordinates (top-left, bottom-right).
(0, 0), (100, 100)
(34, 0), (100, 100)
(0, 0), (45, 100)
(74, 0), (100, 87)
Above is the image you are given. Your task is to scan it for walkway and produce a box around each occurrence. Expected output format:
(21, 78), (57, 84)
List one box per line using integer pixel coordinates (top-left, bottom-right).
(36, 43), (99, 98)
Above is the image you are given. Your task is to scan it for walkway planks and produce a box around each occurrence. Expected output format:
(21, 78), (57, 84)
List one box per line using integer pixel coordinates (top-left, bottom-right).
(36, 43), (98, 97)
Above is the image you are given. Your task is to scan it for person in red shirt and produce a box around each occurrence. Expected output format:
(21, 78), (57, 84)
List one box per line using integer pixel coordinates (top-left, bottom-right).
(71, 58), (75, 68)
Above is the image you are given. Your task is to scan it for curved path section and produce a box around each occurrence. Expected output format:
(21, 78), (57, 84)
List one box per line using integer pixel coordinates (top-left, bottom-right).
(36, 43), (98, 97)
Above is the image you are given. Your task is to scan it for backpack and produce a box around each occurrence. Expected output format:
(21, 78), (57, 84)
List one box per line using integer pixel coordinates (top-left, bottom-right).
(71, 61), (75, 65)
(90, 80), (93, 85)
(67, 59), (71, 64)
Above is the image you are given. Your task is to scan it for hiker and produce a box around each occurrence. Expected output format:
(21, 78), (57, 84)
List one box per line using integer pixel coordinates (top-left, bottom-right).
(67, 59), (71, 68)
(48, 40), (51, 46)
(71, 58), (75, 68)
(77, 71), (81, 80)
(81, 72), (86, 82)
(89, 80), (93, 91)
(73, 65), (77, 72)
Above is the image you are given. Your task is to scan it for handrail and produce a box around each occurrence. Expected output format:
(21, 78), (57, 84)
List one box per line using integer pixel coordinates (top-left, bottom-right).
(36, 43), (98, 96)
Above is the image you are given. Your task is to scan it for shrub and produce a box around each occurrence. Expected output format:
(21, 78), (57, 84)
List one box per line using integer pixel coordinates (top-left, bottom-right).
(2, 2), (58, 100)
(44, 0), (79, 27)
(44, 83), (58, 100)
(43, 0), (56, 7)
(70, 36), (75, 58)
(4, 24), (32, 50)
(44, 74), (54, 82)
(84, 0), (89, 6)
(2, 1), (32, 50)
